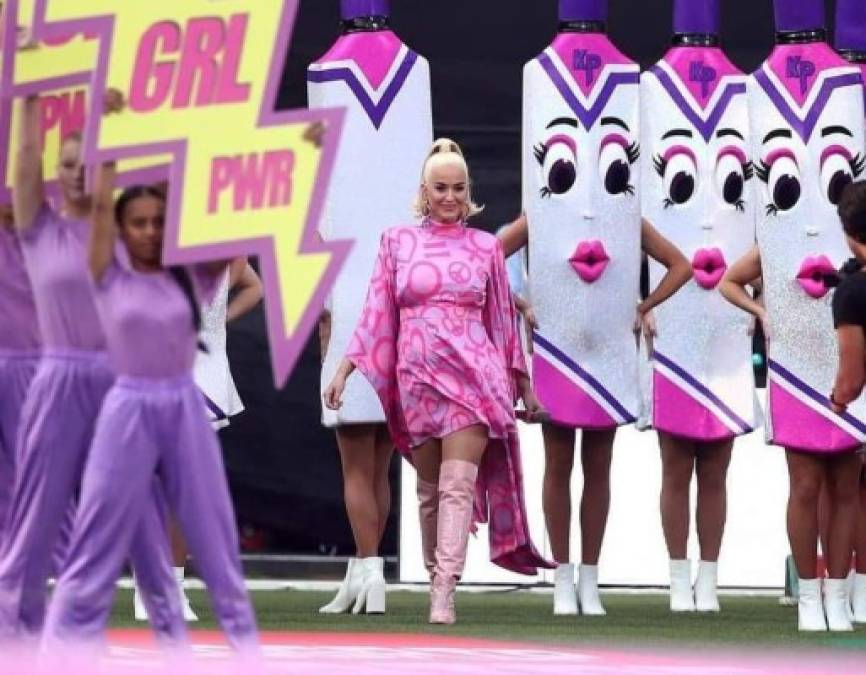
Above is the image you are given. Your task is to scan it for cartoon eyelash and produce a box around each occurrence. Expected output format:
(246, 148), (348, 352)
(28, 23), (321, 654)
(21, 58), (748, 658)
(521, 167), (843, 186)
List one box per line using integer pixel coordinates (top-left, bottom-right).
(534, 143), (548, 166)
(743, 161), (754, 181)
(627, 142), (640, 165)
(756, 160), (770, 183)
(663, 197), (674, 209)
(851, 153), (865, 177)
(653, 154), (667, 178)
(735, 199), (746, 213)
(765, 203), (778, 217)
(540, 187), (551, 199)
(624, 184), (636, 196)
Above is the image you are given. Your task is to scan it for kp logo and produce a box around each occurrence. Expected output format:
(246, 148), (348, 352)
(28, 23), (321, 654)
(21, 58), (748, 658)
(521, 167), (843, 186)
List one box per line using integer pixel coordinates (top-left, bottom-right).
(689, 61), (717, 99)
(786, 56), (816, 95)
(573, 50), (602, 86)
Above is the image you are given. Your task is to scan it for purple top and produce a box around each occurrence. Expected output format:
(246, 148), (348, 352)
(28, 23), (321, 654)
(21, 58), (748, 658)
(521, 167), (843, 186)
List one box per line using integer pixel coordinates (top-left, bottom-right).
(18, 205), (105, 352)
(341, 0), (389, 20)
(674, 0), (719, 35)
(559, 0), (607, 22)
(94, 256), (220, 378)
(0, 228), (40, 351)
(774, 0), (825, 32)
(836, 0), (866, 52)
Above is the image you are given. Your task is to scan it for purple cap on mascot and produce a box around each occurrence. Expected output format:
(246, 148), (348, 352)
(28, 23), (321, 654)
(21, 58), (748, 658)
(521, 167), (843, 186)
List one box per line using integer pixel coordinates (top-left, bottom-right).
(674, 0), (719, 35)
(774, 0), (825, 32)
(836, 0), (866, 52)
(341, 0), (390, 20)
(559, 0), (607, 22)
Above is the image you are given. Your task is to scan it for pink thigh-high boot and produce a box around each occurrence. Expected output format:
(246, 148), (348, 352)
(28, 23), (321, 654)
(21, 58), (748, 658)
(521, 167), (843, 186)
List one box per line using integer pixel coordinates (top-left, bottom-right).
(430, 460), (478, 625)
(416, 477), (439, 579)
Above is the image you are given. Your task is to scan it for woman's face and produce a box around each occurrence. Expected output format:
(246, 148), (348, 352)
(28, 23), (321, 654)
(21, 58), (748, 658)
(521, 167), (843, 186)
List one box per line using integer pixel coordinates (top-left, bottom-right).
(423, 161), (468, 224)
(120, 195), (165, 269)
(57, 137), (86, 205)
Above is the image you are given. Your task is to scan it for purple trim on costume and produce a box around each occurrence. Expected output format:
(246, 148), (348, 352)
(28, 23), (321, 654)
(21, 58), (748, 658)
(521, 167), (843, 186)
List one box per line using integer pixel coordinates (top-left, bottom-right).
(307, 50), (418, 130)
(341, 0), (390, 20)
(653, 351), (752, 434)
(836, 0), (866, 52)
(25, 0), (351, 386)
(774, 0), (825, 33)
(533, 332), (636, 423)
(537, 52), (639, 131)
(649, 64), (745, 142)
(673, 0), (719, 35)
(754, 68), (862, 142)
(200, 390), (228, 422)
(559, 0), (607, 22)
(768, 359), (866, 434)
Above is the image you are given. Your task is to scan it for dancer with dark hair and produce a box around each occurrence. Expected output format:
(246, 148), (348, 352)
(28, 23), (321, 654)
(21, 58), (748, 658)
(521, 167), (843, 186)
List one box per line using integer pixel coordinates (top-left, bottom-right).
(42, 154), (258, 650)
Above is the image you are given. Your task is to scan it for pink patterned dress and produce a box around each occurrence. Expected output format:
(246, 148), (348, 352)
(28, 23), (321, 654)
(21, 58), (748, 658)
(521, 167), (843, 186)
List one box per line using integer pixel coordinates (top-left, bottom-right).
(347, 219), (551, 575)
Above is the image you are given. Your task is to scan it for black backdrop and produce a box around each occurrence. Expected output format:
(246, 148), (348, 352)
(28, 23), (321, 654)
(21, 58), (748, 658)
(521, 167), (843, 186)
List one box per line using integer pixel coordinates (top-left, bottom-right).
(223, 0), (841, 557)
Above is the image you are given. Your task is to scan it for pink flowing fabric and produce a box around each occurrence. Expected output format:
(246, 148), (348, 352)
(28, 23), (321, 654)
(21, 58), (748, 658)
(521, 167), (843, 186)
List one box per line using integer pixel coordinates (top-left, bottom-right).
(346, 220), (552, 575)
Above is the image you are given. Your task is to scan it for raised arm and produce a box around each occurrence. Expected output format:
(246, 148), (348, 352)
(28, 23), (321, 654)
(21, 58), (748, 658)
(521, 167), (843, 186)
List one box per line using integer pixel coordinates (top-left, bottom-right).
(13, 95), (45, 233)
(639, 218), (693, 314)
(88, 161), (117, 282)
(226, 257), (263, 323)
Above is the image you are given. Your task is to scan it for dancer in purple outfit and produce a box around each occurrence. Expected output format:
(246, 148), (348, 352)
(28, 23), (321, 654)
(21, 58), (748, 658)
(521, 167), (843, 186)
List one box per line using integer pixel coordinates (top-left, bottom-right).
(42, 153), (258, 650)
(0, 204), (40, 548)
(0, 93), (183, 645)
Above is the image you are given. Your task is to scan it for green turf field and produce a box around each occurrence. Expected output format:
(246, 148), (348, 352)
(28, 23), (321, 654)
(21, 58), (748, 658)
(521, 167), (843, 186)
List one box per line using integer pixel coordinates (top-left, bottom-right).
(108, 589), (866, 650)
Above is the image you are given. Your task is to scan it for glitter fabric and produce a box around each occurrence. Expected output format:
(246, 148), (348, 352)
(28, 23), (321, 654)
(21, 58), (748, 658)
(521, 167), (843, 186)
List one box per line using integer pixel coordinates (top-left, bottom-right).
(194, 270), (243, 427)
(308, 23), (433, 427)
(523, 26), (642, 428)
(747, 31), (866, 451)
(639, 6), (760, 441)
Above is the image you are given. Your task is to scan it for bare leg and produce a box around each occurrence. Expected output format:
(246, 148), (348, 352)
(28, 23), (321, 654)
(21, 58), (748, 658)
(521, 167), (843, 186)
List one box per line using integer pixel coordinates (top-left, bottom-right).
(579, 429), (615, 566)
(659, 432), (695, 560)
(818, 479), (832, 562)
(373, 424), (394, 544)
(785, 450), (824, 579)
(824, 452), (860, 579)
(694, 439), (733, 562)
(541, 424), (575, 564)
(335, 425), (380, 558)
(170, 519), (187, 566)
(857, 468), (866, 575)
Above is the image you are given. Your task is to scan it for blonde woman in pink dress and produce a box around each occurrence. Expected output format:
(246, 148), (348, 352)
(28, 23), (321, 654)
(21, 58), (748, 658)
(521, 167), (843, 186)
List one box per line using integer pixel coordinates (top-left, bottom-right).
(325, 139), (551, 624)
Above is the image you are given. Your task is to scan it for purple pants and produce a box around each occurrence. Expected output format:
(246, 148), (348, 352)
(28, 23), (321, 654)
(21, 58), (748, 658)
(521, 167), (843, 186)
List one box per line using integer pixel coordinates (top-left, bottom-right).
(43, 374), (258, 651)
(0, 351), (183, 645)
(0, 351), (39, 545)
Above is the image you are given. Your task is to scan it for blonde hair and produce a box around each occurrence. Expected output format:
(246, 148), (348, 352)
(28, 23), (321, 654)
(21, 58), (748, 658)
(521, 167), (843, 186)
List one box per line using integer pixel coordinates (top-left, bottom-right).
(413, 138), (484, 220)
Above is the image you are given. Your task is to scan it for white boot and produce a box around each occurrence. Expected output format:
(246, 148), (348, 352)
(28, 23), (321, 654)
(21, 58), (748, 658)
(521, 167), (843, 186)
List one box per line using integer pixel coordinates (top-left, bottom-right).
(319, 558), (362, 614)
(352, 557), (386, 615)
(797, 578), (827, 631)
(669, 559), (695, 612)
(552, 563), (578, 616)
(577, 564), (606, 616)
(694, 560), (720, 613)
(852, 573), (866, 623)
(175, 567), (198, 622)
(824, 577), (854, 631)
(133, 584), (148, 622)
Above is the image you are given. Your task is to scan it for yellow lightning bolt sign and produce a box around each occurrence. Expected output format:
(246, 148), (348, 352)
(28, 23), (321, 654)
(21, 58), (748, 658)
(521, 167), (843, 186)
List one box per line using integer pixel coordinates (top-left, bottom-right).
(1, 0), (349, 387)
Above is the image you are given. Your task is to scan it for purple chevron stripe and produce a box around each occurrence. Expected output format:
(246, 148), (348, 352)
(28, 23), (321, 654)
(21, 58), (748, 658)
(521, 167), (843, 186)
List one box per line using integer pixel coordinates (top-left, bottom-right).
(537, 52), (639, 131)
(649, 65), (746, 142)
(754, 69), (862, 142)
(307, 50), (418, 130)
